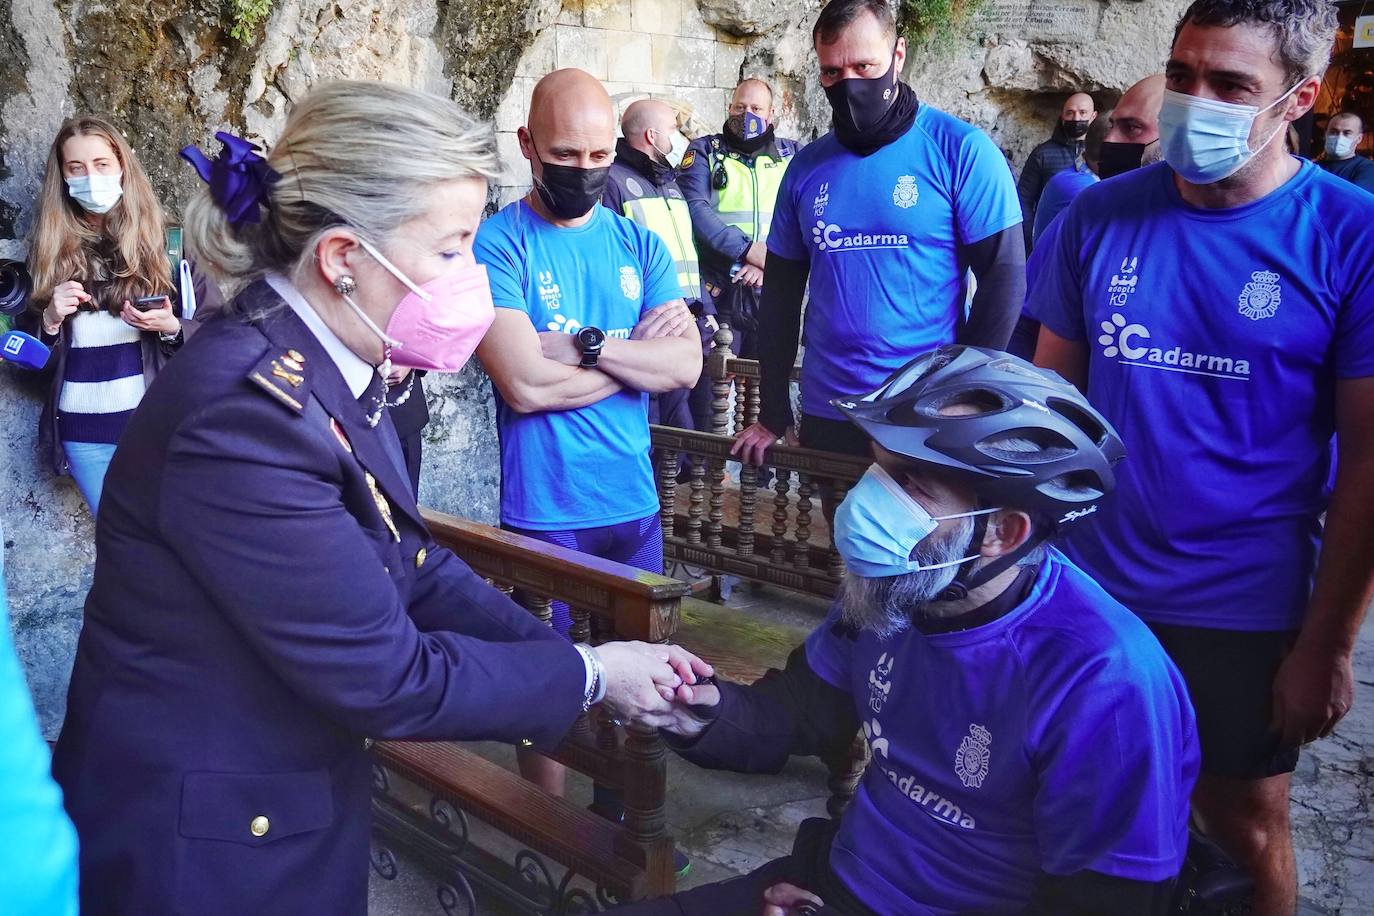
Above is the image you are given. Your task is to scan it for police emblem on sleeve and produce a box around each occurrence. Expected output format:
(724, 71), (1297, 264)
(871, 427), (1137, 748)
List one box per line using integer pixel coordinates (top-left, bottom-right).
(1237, 270), (1281, 320)
(619, 265), (641, 300)
(954, 724), (991, 789)
(892, 175), (919, 209)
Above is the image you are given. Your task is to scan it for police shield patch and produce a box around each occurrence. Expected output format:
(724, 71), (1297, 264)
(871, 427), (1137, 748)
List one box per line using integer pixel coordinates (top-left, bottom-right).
(679, 149), (696, 171)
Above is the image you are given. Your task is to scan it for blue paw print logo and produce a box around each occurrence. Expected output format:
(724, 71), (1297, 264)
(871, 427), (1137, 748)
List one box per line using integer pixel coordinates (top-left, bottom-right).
(547, 313), (583, 334)
(1098, 313), (1127, 357)
(811, 219), (835, 251)
(863, 719), (889, 759)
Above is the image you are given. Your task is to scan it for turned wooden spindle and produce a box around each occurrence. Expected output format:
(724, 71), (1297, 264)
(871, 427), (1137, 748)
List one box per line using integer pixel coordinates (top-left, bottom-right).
(622, 721), (668, 845)
(738, 461), (758, 556)
(687, 459), (706, 545)
(707, 456), (725, 548)
(657, 448), (678, 540)
(733, 382), (747, 437)
(827, 480), (850, 579)
(771, 470), (791, 565)
(709, 327), (734, 437)
(526, 593), (553, 629)
(794, 473), (813, 569)
(745, 378), (761, 428)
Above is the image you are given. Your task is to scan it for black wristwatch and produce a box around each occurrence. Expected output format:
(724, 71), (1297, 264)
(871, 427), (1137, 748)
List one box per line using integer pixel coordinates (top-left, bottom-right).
(576, 326), (606, 368)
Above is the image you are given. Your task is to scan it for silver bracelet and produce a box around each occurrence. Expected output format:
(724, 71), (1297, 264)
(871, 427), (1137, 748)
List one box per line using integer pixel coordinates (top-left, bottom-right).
(574, 644), (606, 711)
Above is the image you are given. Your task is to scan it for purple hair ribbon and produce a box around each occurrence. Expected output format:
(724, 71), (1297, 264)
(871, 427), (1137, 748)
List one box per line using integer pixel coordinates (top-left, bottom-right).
(180, 131), (279, 227)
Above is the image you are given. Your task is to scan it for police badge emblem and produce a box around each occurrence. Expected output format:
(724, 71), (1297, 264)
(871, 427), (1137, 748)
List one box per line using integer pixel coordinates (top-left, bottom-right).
(954, 723), (991, 789)
(892, 175), (919, 209)
(1237, 269), (1281, 320)
(619, 265), (641, 300)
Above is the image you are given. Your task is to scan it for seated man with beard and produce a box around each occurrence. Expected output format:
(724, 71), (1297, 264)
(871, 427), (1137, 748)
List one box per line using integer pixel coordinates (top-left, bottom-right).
(626, 346), (1200, 916)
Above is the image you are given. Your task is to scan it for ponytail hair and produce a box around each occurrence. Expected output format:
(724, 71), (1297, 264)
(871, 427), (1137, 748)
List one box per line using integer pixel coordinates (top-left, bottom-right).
(185, 80), (502, 296)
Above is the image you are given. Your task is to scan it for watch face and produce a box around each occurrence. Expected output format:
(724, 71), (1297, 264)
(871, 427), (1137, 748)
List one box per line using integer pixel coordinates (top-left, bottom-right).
(577, 326), (605, 348)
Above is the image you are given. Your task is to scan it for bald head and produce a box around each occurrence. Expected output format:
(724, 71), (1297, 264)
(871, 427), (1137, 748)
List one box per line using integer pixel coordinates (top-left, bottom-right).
(523, 68), (616, 168)
(1061, 92), (1096, 122)
(621, 99), (678, 157)
(1106, 74), (1165, 145)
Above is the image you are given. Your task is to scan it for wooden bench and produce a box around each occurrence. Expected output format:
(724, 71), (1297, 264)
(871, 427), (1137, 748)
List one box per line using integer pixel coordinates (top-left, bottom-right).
(369, 509), (866, 912)
(652, 327), (871, 601)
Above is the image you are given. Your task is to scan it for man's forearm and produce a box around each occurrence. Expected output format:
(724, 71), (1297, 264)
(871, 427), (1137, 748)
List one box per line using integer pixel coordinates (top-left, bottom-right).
(1302, 447), (1374, 652)
(958, 225), (1026, 350)
(598, 334), (702, 393)
(756, 253), (809, 434)
(487, 359), (623, 413)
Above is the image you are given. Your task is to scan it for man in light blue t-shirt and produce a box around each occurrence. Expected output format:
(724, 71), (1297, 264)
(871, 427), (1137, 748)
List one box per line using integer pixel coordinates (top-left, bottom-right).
(1029, 2), (1374, 910)
(473, 68), (701, 801)
(732, 0), (1024, 470)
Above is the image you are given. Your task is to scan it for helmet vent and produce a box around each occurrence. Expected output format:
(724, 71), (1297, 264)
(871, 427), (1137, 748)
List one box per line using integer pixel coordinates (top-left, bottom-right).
(926, 388), (1010, 418)
(976, 429), (1075, 464)
(1046, 397), (1109, 446)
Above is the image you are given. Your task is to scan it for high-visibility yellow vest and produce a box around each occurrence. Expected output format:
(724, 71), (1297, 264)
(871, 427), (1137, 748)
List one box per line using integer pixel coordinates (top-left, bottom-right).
(710, 145), (792, 244)
(620, 193), (701, 298)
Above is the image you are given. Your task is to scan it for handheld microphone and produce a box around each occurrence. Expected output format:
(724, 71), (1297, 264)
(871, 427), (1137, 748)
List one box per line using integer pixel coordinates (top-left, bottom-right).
(0, 260), (32, 317)
(1, 330), (51, 370)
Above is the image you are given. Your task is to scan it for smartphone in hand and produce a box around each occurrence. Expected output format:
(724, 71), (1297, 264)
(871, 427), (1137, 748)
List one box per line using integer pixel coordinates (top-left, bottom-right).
(132, 295), (170, 312)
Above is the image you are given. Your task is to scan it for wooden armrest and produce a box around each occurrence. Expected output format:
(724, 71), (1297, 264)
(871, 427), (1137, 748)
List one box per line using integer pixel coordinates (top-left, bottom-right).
(374, 740), (648, 898)
(421, 509), (688, 642)
(649, 426), (869, 479)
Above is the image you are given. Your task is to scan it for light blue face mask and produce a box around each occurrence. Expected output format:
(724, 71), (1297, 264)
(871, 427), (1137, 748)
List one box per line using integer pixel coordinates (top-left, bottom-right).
(833, 464), (998, 579)
(1158, 83), (1302, 185)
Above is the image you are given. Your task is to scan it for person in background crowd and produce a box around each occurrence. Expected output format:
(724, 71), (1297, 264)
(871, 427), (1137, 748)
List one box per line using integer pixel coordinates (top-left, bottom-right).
(0, 518), (78, 916)
(386, 366), (428, 495)
(1098, 73), (1167, 178)
(733, 0), (1024, 477)
(51, 80), (710, 916)
(473, 69), (702, 809)
(1016, 91), (1097, 248)
(1319, 112), (1374, 194)
(1007, 113), (1112, 359)
(603, 98), (708, 434)
(1032, 113), (1110, 245)
(679, 78), (802, 364)
(620, 347), (1197, 916)
(1029, 2), (1374, 913)
(17, 116), (223, 514)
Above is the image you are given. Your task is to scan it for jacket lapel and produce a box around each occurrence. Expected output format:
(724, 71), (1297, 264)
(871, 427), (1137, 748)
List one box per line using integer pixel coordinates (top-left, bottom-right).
(247, 282), (427, 534)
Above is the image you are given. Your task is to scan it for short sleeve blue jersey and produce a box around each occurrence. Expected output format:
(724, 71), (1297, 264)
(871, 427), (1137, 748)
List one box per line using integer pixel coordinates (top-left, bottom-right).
(473, 201), (683, 530)
(767, 105), (1021, 420)
(804, 550), (1199, 914)
(1027, 161), (1374, 629)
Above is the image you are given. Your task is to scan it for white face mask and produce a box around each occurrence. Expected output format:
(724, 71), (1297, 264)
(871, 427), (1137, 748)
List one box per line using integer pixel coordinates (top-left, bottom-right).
(1157, 82), (1303, 185)
(66, 172), (124, 214)
(1326, 133), (1357, 159)
(652, 130), (688, 169)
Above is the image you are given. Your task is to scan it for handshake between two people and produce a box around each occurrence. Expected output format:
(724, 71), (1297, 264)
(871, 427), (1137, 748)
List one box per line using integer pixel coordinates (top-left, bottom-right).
(592, 641), (722, 737)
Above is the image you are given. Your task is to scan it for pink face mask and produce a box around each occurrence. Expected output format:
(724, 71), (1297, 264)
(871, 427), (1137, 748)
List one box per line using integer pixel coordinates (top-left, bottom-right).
(341, 237), (495, 373)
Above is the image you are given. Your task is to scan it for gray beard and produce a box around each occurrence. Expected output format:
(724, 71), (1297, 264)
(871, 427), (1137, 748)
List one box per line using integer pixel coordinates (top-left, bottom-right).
(839, 515), (976, 639)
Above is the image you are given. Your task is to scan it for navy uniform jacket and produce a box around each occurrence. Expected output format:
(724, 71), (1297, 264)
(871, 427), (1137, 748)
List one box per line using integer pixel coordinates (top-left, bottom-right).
(51, 279), (586, 916)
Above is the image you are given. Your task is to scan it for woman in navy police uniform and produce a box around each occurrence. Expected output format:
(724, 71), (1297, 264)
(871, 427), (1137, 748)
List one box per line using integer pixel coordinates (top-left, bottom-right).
(51, 81), (709, 916)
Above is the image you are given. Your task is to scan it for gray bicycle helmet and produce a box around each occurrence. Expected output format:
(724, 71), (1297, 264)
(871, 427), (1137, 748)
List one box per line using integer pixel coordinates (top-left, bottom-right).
(832, 345), (1125, 527)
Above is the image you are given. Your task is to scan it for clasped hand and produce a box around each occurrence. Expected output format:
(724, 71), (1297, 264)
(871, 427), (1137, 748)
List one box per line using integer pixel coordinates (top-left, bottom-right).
(595, 641), (720, 732)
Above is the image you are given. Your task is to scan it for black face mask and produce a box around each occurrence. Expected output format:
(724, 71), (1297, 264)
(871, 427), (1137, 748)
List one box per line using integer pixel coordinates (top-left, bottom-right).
(724, 116), (776, 154)
(1097, 141), (1148, 179)
(1061, 118), (1090, 140)
(823, 46), (918, 156)
(528, 134), (610, 219)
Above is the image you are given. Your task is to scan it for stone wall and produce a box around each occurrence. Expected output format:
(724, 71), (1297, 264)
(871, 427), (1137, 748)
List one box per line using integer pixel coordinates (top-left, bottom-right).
(0, 0), (1181, 734)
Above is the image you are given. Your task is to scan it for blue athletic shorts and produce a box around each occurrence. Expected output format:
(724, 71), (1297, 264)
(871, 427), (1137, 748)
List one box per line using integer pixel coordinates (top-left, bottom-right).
(504, 513), (664, 635)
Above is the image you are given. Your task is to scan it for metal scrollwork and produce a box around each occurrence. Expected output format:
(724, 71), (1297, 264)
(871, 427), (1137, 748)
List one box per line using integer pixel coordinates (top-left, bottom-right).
(429, 796), (470, 851)
(371, 762), (390, 794)
(595, 883), (623, 909)
(437, 877), (477, 916)
(369, 844), (399, 880)
(560, 887), (601, 914)
(514, 848), (556, 898)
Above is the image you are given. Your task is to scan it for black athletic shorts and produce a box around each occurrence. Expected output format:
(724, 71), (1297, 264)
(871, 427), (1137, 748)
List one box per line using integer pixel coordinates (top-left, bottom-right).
(1148, 623), (1301, 780)
(798, 413), (872, 458)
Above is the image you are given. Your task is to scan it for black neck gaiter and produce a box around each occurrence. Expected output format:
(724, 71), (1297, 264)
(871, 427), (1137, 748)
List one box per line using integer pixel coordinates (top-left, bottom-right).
(825, 71), (919, 156)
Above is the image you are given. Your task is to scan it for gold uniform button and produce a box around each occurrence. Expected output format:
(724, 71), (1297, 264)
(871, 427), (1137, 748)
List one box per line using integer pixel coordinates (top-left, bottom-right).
(250, 815), (270, 837)
(415, 548), (427, 568)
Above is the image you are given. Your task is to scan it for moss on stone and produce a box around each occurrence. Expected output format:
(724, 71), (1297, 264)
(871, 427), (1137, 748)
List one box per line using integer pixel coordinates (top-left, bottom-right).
(434, 0), (545, 119)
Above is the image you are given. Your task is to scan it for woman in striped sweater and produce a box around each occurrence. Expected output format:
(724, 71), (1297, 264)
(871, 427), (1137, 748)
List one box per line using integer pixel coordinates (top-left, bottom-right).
(19, 116), (222, 514)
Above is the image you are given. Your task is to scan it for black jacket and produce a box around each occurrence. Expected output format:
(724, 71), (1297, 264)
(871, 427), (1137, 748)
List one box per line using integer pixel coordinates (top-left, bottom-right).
(1017, 125), (1082, 248)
